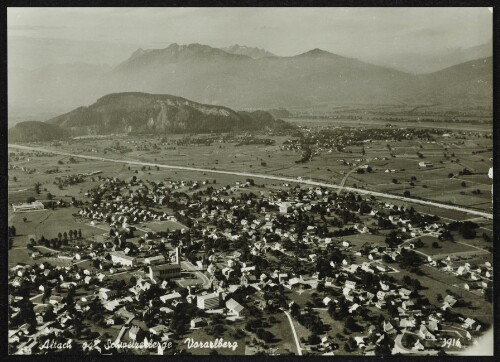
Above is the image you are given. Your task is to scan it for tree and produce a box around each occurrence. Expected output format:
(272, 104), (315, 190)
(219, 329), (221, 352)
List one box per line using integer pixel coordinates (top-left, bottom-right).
(401, 333), (418, 348)
(432, 242), (440, 248)
(375, 344), (392, 356)
(403, 190), (411, 197)
(290, 303), (300, 318)
(34, 182), (41, 194)
(78, 229), (82, 239)
(58, 232), (62, 242)
(26, 196), (36, 203)
(308, 334), (321, 345)
(345, 316), (357, 331)
(47, 192), (53, 200)
(13, 176), (17, 182)
(484, 286), (493, 303)
(461, 181), (467, 187)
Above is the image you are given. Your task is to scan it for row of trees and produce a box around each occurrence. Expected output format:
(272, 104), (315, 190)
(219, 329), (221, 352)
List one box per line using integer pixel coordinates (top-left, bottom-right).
(34, 229), (83, 249)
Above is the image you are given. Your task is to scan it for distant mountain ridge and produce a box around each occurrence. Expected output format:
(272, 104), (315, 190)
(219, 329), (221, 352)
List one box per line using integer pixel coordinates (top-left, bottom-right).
(114, 43), (251, 72)
(414, 57), (492, 105)
(105, 43), (416, 109)
(222, 44), (275, 58)
(9, 92), (293, 142)
(8, 43), (492, 124)
(369, 39), (493, 74)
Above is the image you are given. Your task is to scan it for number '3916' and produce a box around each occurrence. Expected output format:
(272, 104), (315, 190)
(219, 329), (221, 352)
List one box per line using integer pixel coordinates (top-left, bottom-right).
(441, 338), (462, 349)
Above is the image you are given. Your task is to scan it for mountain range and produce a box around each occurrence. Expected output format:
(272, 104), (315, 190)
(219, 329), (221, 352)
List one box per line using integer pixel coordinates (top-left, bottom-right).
(222, 44), (275, 59)
(8, 92), (293, 142)
(369, 39), (492, 74)
(8, 42), (492, 126)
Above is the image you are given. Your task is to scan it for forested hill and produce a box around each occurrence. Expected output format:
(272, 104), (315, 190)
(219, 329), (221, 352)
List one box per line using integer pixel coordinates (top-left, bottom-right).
(9, 92), (294, 141)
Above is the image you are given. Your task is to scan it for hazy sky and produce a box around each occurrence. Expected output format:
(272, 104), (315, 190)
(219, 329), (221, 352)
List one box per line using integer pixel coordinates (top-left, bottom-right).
(8, 7), (492, 65)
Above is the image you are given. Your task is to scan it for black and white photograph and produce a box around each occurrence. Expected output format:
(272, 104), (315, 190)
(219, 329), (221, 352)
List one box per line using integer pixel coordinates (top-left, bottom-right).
(6, 6), (494, 356)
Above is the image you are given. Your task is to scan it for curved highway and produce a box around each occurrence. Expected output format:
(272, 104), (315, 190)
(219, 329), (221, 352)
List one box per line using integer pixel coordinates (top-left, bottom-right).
(8, 144), (492, 220)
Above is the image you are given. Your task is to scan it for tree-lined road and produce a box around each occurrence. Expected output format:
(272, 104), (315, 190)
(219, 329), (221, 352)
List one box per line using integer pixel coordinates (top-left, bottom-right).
(8, 144), (492, 219)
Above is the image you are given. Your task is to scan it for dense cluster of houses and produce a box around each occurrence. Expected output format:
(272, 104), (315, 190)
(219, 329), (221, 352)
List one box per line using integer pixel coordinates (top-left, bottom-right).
(281, 127), (437, 155)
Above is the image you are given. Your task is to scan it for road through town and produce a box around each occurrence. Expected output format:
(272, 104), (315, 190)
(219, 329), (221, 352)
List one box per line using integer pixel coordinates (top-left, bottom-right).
(282, 310), (302, 356)
(8, 144), (492, 219)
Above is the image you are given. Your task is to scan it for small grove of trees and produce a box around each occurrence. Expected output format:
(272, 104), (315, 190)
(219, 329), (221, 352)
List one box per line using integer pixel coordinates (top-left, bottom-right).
(34, 182), (41, 194)
(256, 328), (274, 343)
(458, 168), (473, 176)
(447, 221), (479, 239)
(295, 147), (312, 164)
(8, 225), (16, 237)
(402, 275), (422, 290)
(398, 249), (424, 270)
(482, 232), (492, 243)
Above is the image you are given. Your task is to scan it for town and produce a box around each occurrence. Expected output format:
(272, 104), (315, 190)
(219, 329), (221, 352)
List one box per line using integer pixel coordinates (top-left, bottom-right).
(8, 134), (493, 354)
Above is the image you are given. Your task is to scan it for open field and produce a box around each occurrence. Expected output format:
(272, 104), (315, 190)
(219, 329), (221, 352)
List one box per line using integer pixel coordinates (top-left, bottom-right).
(8, 140), (493, 220)
(417, 239), (481, 257)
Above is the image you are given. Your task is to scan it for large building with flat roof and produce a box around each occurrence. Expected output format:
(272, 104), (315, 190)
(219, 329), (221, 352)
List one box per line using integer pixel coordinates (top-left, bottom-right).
(148, 247), (181, 283)
(197, 292), (221, 310)
(110, 251), (136, 267)
(12, 201), (44, 212)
